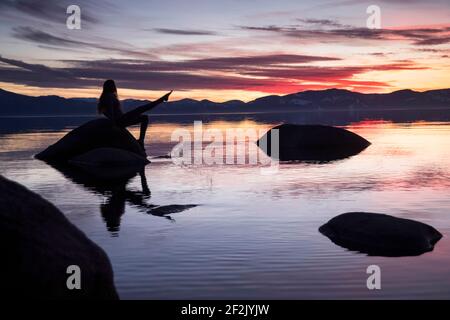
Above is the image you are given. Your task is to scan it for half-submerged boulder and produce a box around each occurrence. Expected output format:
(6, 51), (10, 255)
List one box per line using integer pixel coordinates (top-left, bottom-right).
(70, 147), (150, 168)
(257, 124), (371, 161)
(319, 212), (442, 257)
(35, 118), (146, 163)
(0, 175), (118, 299)
(47, 162), (142, 193)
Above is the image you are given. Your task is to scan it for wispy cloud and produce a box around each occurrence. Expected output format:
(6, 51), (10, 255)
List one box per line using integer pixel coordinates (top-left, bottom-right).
(0, 0), (100, 25)
(297, 18), (345, 28)
(65, 54), (340, 73)
(240, 62), (424, 80)
(0, 55), (71, 78)
(13, 26), (87, 47)
(0, 55), (81, 88)
(153, 28), (219, 36)
(240, 23), (450, 46)
(12, 26), (156, 58)
(0, 54), (415, 93)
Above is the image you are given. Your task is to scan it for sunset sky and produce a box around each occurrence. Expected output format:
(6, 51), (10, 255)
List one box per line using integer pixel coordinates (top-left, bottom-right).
(0, 0), (449, 102)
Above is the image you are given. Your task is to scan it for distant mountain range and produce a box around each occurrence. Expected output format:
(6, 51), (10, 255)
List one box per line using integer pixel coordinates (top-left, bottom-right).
(0, 87), (449, 116)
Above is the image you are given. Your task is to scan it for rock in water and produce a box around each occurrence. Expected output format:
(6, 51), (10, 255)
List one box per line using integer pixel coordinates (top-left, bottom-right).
(47, 162), (141, 191)
(0, 175), (118, 299)
(319, 212), (442, 257)
(35, 118), (146, 163)
(257, 124), (370, 161)
(67, 147), (149, 181)
(70, 147), (150, 168)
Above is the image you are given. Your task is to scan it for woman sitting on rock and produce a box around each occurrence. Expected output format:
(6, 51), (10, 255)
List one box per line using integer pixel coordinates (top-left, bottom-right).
(97, 79), (172, 149)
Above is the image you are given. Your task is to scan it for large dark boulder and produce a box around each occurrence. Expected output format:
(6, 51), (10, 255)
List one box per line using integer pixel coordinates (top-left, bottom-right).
(47, 162), (142, 193)
(35, 118), (145, 163)
(257, 124), (370, 161)
(0, 175), (118, 299)
(69, 147), (150, 168)
(319, 212), (443, 257)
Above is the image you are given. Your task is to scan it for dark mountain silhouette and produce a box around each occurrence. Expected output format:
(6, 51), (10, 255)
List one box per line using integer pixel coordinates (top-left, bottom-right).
(0, 87), (449, 116)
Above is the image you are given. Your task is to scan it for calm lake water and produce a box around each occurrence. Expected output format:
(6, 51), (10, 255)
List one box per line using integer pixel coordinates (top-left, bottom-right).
(1, 117), (450, 299)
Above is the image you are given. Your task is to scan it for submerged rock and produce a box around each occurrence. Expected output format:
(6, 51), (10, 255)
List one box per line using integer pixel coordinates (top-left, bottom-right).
(35, 118), (146, 163)
(0, 175), (118, 299)
(69, 147), (150, 168)
(257, 124), (370, 161)
(47, 162), (142, 192)
(319, 212), (442, 257)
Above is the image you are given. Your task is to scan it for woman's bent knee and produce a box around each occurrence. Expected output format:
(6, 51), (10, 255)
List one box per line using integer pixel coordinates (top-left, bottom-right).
(141, 115), (149, 124)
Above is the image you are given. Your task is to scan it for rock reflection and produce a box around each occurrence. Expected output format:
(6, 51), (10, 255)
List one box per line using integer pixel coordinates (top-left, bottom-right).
(47, 163), (197, 235)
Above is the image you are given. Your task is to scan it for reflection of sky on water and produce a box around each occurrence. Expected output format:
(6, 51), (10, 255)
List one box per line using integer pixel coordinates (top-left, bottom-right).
(1, 120), (450, 299)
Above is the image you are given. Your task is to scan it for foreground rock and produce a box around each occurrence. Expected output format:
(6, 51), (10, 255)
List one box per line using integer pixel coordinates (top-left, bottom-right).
(35, 118), (146, 163)
(0, 175), (118, 299)
(257, 124), (370, 161)
(319, 212), (442, 257)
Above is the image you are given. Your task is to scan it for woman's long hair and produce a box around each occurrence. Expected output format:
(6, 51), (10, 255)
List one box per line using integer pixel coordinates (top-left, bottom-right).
(97, 79), (119, 114)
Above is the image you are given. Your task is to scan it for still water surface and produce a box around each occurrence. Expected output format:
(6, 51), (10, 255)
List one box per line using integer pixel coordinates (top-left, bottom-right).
(1, 118), (450, 299)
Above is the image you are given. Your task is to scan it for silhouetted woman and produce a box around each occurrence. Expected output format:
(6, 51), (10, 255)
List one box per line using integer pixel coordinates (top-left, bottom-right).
(97, 79), (172, 148)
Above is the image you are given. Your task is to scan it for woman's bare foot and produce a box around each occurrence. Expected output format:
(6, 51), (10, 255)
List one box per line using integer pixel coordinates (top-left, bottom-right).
(156, 91), (172, 104)
(162, 90), (172, 101)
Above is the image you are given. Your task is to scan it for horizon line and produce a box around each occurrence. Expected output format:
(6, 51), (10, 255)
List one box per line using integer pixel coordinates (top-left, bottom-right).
(1, 86), (449, 104)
